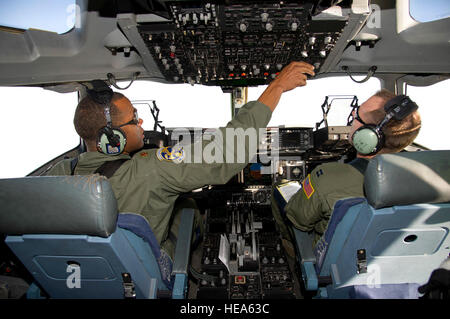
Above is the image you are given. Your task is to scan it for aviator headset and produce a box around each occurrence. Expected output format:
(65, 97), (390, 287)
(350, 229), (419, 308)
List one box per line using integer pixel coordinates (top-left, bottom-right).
(351, 94), (418, 156)
(85, 80), (127, 155)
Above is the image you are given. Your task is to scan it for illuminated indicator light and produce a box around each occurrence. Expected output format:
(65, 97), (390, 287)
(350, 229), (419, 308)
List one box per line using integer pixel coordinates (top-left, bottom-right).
(170, 52), (175, 58)
(276, 72), (279, 75)
(229, 73), (234, 77)
(263, 72), (269, 76)
(235, 276), (246, 284)
(241, 73), (246, 76)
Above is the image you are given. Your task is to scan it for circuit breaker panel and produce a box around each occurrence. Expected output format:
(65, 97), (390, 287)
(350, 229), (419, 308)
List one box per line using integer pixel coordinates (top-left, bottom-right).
(138, 1), (348, 86)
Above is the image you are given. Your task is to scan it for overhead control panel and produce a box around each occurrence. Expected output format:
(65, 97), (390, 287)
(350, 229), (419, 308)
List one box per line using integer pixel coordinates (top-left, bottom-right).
(137, 1), (352, 87)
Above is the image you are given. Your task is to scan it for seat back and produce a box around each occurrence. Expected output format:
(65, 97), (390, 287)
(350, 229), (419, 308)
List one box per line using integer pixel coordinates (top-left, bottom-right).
(314, 197), (366, 275)
(0, 175), (170, 298)
(316, 150), (450, 298)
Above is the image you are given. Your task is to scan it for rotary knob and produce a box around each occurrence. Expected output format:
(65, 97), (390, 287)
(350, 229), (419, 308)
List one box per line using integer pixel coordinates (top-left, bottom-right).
(239, 21), (248, 32)
(254, 191), (267, 203)
(290, 21), (298, 31)
(261, 12), (269, 23)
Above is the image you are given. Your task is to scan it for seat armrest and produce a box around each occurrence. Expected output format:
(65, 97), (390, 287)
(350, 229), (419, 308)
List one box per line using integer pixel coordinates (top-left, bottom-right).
(292, 227), (318, 291)
(293, 228), (316, 263)
(171, 208), (195, 299)
(172, 208), (195, 274)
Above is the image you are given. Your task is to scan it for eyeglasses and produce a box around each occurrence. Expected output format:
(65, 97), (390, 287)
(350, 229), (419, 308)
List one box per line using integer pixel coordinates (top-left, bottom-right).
(117, 109), (140, 128)
(347, 104), (367, 126)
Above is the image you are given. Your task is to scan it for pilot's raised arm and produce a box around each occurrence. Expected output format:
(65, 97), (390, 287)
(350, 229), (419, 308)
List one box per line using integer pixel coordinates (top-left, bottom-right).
(46, 61), (315, 251)
(155, 61), (315, 194)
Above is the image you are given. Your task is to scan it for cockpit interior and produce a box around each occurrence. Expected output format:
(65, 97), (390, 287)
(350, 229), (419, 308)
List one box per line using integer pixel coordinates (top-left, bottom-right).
(0, 0), (449, 302)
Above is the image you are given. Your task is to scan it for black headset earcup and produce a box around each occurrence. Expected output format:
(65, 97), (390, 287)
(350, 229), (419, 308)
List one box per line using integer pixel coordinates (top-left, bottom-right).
(97, 127), (127, 155)
(352, 125), (384, 155)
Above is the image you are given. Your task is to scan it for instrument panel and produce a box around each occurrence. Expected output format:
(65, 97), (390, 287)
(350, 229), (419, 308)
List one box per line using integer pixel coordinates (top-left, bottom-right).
(196, 189), (297, 299)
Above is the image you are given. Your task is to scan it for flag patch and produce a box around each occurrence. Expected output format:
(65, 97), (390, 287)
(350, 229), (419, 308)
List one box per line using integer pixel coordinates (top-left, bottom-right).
(302, 174), (315, 199)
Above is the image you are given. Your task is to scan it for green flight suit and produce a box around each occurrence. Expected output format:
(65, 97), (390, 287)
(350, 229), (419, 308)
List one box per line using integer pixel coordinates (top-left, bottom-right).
(284, 162), (366, 246)
(46, 101), (272, 257)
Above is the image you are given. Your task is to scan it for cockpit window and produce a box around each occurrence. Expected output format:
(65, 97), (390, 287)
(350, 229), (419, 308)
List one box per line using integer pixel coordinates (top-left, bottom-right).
(406, 79), (450, 150)
(248, 76), (381, 128)
(0, 87), (79, 178)
(409, 0), (450, 23)
(123, 81), (231, 130)
(0, 0), (77, 34)
(122, 76), (380, 131)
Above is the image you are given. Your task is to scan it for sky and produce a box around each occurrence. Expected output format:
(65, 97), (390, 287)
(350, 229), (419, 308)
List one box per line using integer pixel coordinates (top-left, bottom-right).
(0, 0), (76, 34)
(409, 0), (450, 22)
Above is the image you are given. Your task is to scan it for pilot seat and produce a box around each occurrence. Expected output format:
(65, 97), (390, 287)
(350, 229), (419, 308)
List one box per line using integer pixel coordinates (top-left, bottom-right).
(0, 175), (194, 299)
(291, 150), (450, 298)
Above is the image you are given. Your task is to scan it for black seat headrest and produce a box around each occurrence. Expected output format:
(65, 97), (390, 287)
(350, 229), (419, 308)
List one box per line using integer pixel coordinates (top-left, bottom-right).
(0, 175), (118, 237)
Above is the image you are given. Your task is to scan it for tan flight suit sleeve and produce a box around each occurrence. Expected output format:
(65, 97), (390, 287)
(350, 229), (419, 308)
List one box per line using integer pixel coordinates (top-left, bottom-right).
(153, 101), (273, 194)
(285, 166), (327, 233)
(285, 162), (365, 244)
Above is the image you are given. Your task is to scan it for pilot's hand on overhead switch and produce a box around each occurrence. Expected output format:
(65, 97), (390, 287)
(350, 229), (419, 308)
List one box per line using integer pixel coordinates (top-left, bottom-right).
(257, 61), (315, 112)
(271, 61), (315, 93)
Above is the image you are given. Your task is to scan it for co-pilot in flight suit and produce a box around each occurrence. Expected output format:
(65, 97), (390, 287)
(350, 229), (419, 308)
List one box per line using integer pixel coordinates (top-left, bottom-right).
(272, 159), (367, 247)
(47, 101), (272, 258)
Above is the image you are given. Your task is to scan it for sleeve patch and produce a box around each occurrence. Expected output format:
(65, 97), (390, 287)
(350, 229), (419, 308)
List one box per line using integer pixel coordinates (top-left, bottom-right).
(156, 146), (185, 163)
(302, 174), (315, 199)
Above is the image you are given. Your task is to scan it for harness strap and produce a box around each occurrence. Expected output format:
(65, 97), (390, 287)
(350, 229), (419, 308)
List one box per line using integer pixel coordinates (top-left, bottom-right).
(70, 157), (79, 175)
(70, 157), (128, 179)
(93, 159), (129, 178)
(348, 158), (369, 175)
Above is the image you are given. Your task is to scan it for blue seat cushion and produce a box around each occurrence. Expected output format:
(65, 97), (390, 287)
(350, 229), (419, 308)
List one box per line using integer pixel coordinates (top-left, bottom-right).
(117, 213), (174, 290)
(349, 283), (422, 299)
(314, 197), (366, 273)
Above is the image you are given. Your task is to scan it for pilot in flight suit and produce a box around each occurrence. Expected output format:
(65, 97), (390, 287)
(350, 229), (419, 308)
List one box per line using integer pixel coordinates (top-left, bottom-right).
(273, 90), (421, 248)
(284, 161), (366, 245)
(47, 100), (272, 257)
(270, 159), (367, 251)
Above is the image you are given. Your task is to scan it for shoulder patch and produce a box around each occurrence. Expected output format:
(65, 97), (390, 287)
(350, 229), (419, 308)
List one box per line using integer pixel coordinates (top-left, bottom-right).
(302, 174), (315, 199)
(156, 146), (185, 164)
